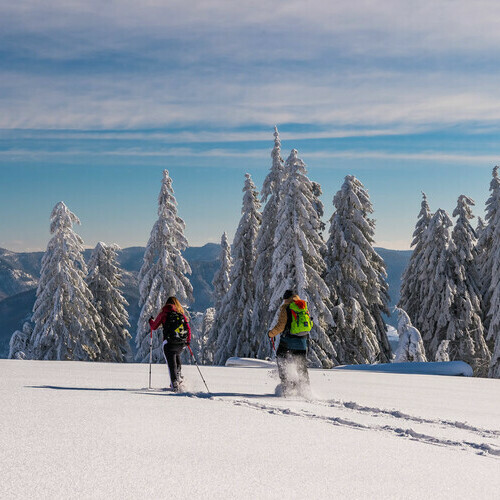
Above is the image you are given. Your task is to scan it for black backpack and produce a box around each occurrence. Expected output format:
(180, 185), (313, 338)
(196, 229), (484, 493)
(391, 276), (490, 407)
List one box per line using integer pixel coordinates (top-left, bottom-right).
(162, 311), (189, 343)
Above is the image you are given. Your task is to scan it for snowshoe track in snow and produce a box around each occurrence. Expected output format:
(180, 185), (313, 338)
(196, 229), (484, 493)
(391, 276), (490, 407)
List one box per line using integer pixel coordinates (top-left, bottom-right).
(150, 389), (499, 456)
(228, 399), (500, 458)
(313, 398), (500, 439)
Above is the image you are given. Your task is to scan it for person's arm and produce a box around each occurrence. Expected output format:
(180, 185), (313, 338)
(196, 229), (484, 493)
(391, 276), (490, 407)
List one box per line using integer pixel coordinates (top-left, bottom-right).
(268, 305), (288, 338)
(149, 310), (165, 331)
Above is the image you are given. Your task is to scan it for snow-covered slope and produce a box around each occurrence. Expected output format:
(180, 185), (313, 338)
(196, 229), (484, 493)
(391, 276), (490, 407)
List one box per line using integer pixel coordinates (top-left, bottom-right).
(1, 360), (498, 498)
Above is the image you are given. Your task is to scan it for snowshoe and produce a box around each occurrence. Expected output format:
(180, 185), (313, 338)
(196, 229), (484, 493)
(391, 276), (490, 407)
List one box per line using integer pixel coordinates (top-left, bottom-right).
(171, 381), (186, 393)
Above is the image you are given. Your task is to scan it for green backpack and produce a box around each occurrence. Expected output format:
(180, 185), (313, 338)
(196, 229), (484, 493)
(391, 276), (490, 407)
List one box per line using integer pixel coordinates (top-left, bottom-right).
(289, 300), (313, 335)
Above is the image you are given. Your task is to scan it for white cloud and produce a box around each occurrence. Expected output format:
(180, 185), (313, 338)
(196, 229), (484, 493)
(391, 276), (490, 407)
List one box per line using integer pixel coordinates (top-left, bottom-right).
(3, 1), (500, 59)
(2, 67), (500, 131)
(1, 146), (497, 166)
(1, 2), (500, 131)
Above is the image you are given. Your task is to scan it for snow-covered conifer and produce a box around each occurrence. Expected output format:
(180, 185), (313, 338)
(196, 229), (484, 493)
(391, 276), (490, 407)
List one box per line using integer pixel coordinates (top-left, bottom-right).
(86, 242), (131, 362)
(435, 340), (450, 362)
(476, 217), (486, 239)
(214, 174), (261, 364)
(9, 322), (32, 359)
(483, 170), (500, 377)
(29, 202), (104, 361)
(212, 232), (232, 313)
(269, 150), (336, 368)
(399, 193), (432, 324)
(394, 308), (427, 362)
(416, 209), (455, 360)
(135, 170), (193, 363)
(252, 127), (286, 358)
(200, 307), (216, 365)
(325, 175), (391, 365)
(490, 332), (500, 377)
(311, 181), (326, 237)
(180, 311), (204, 365)
(207, 233), (232, 360)
(477, 166), (500, 334)
(448, 196), (490, 376)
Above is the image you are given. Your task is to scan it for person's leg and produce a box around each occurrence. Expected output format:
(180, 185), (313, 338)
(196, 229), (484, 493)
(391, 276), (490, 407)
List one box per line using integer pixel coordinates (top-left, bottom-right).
(276, 343), (289, 386)
(175, 345), (185, 383)
(277, 343), (297, 394)
(164, 343), (180, 389)
(294, 351), (310, 385)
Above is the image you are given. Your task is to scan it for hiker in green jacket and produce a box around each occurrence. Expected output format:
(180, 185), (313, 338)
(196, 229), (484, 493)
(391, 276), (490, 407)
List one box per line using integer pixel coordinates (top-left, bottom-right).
(268, 290), (312, 395)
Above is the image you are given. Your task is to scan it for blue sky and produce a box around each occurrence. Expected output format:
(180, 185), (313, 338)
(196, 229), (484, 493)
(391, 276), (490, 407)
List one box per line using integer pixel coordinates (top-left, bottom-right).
(1, 1), (499, 251)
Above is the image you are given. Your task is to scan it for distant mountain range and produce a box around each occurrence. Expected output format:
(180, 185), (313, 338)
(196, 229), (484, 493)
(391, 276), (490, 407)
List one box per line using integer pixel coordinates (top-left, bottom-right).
(0, 245), (411, 358)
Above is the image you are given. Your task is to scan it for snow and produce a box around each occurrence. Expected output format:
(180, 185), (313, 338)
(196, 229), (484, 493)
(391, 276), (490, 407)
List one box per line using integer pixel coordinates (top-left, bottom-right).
(333, 360), (474, 376)
(1, 359), (499, 499)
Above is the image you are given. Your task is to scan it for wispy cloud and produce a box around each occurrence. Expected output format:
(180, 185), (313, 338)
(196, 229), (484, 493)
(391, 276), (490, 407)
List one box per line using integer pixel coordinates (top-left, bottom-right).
(2, 69), (500, 131)
(1, 146), (497, 166)
(0, 126), (429, 143)
(1, 2), (500, 131)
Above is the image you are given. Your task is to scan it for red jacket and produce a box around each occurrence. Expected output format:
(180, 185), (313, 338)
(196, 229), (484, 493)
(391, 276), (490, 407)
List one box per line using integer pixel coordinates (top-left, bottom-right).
(149, 304), (192, 343)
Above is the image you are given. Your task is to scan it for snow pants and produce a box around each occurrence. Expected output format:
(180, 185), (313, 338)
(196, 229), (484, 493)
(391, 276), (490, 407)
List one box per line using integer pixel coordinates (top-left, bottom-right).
(276, 343), (309, 390)
(162, 341), (186, 387)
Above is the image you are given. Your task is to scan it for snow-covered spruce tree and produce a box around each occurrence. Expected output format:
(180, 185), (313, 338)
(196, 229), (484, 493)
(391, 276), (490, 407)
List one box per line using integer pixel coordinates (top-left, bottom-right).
(399, 193), (432, 326)
(212, 232), (232, 313)
(476, 166), (500, 336)
(29, 202), (104, 361)
(416, 209), (455, 360)
(269, 149), (336, 368)
(8, 322), (32, 359)
(311, 181), (326, 238)
(214, 174), (261, 364)
(200, 307), (216, 365)
(180, 311), (204, 365)
(476, 216), (486, 240)
(135, 170), (193, 363)
(489, 329), (500, 377)
(448, 196), (490, 376)
(252, 126), (286, 359)
(86, 242), (131, 362)
(325, 175), (391, 365)
(208, 232), (233, 357)
(394, 308), (427, 362)
(484, 174), (500, 377)
(435, 340), (451, 362)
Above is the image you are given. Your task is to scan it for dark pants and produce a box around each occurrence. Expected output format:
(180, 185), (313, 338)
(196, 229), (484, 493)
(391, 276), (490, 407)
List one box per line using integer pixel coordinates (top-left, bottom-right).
(276, 342), (309, 389)
(162, 341), (185, 386)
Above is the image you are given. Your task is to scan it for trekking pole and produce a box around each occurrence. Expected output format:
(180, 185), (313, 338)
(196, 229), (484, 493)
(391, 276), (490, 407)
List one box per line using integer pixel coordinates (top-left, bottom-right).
(269, 336), (277, 360)
(148, 327), (153, 390)
(187, 345), (211, 394)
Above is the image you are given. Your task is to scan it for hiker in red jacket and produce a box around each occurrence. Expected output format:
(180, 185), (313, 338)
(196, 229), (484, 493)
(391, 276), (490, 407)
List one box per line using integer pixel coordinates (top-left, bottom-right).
(149, 296), (191, 392)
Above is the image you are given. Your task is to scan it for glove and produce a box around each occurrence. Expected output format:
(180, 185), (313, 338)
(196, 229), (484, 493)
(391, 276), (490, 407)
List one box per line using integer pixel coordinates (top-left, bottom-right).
(148, 316), (154, 326)
(268, 331), (273, 338)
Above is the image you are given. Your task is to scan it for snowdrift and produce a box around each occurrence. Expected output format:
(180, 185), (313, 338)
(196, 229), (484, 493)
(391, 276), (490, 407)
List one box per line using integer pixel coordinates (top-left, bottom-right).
(333, 360), (474, 376)
(225, 357), (275, 368)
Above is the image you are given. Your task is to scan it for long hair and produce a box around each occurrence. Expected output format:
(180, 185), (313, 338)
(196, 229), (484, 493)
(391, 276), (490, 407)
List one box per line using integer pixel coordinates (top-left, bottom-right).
(165, 296), (186, 318)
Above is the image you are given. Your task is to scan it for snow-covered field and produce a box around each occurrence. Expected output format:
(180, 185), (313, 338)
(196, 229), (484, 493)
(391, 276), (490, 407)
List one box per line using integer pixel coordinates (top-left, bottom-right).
(1, 360), (499, 499)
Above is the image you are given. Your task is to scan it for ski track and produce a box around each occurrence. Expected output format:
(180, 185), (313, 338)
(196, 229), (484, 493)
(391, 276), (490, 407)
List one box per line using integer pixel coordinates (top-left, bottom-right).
(157, 390), (500, 458)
